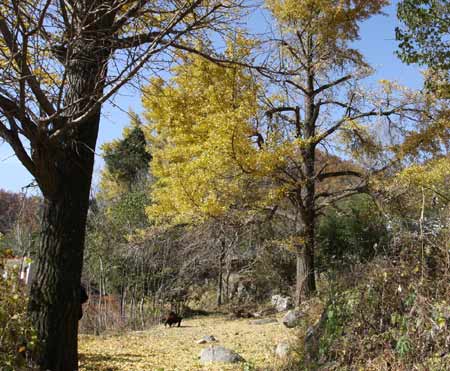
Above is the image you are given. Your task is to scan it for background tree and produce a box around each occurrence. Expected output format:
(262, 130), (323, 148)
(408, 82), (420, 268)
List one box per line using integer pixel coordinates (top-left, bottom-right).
(143, 41), (267, 306)
(0, 190), (41, 257)
(0, 190), (24, 235)
(251, 0), (407, 303)
(396, 0), (449, 70)
(0, 1), (245, 369)
(396, 0), (450, 97)
(102, 112), (152, 190)
(316, 194), (388, 272)
(391, 0), (449, 223)
(143, 40), (260, 226)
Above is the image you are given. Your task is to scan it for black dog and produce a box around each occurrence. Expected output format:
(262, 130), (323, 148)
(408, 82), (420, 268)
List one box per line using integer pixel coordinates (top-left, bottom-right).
(164, 311), (182, 327)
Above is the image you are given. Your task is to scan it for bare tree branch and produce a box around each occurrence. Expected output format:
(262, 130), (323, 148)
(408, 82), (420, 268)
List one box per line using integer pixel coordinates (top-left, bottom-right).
(313, 74), (352, 96)
(316, 170), (365, 181)
(0, 18), (55, 116)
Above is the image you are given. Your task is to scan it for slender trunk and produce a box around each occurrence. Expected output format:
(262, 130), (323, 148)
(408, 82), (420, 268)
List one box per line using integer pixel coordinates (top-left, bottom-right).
(295, 60), (317, 304)
(217, 240), (226, 307)
(120, 284), (126, 321)
(131, 286), (136, 329)
(217, 268), (223, 307)
(139, 296), (145, 330)
(304, 222), (316, 294)
(225, 267), (231, 303)
(295, 221), (316, 306)
(295, 248), (306, 305)
(99, 257), (105, 329)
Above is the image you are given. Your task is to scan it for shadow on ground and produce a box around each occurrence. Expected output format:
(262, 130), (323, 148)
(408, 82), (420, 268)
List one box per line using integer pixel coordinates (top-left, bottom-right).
(79, 353), (142, 371)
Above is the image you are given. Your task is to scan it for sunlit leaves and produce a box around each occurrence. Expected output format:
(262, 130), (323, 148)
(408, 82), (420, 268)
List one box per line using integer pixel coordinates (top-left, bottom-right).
(265, 0), (388, 69)
(142, 43), (261, 225)
(397, 157), (450, 198)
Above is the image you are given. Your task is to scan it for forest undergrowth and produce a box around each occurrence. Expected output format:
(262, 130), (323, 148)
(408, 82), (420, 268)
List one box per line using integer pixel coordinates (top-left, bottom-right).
(278, 227), (450, 371)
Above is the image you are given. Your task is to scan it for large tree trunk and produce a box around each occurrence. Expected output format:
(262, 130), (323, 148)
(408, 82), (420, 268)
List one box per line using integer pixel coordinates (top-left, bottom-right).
(26, 5), (115, 368)
(28, 114), (100, 371)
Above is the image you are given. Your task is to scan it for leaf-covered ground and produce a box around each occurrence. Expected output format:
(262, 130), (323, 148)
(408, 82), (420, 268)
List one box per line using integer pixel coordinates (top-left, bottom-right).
(79, 314), (294, 371)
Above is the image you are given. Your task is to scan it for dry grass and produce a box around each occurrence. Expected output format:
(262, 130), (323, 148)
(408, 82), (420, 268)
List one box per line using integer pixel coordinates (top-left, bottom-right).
(79, 314), (296, 371)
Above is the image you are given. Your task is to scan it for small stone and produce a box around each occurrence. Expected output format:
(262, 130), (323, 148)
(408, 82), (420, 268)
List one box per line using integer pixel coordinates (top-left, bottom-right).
(196, 335), (217, 344)
(275, 340), (290, 358)
(282, 309), (303, 328)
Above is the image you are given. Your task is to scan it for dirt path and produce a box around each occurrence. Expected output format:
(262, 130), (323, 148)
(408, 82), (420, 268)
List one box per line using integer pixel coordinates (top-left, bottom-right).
(79, 314), (295, 371)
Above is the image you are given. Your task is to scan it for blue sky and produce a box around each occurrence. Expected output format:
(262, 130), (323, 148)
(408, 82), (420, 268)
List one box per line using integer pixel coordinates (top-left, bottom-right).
(0, 1), (423, 193)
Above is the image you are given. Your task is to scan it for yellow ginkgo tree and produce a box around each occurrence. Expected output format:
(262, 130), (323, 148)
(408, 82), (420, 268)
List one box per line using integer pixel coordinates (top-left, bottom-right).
(143, 40), (262, 226)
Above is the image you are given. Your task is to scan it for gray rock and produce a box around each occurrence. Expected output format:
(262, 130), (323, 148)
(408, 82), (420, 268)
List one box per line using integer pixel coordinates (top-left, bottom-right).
(196, 335), (217, 344)
(282, 309), (303, 328)
(271, 295), (292, 312)
(200, 346), (244, 364)
(249, 318), (278, 325)
(275, 340), (290, 358)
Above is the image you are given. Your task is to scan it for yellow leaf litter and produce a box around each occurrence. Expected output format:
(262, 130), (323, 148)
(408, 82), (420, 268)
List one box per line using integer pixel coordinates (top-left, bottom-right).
(79, 314), (295, 371)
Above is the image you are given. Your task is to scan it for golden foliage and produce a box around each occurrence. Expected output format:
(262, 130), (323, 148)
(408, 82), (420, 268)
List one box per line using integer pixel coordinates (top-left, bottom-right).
(142, 42), (262, 225)
(265, 0), (388, 69)
(396, 157), (450, 196)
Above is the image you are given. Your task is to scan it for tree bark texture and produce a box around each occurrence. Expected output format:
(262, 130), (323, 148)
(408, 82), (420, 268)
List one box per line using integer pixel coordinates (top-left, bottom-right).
(295, 73), (318, 304)
(28, 7), (115, 369)
(28, 113), (100, 371)
(295, 221), (316, 306)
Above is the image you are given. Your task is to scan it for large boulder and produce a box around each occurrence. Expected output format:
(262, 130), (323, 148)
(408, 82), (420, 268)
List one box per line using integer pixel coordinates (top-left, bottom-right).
(199, 346), (244, 364)
(271, 295), (292, 312)
(282, 309), (303, 328)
